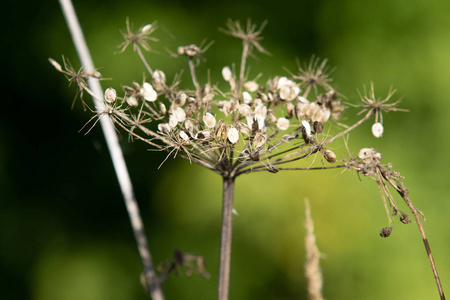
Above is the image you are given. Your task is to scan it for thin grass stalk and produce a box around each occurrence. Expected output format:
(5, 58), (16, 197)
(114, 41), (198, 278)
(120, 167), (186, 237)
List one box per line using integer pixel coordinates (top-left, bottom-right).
(58, 1), (164, 299)
(218, 176), (235, 300)
(304, 198), (324, 300)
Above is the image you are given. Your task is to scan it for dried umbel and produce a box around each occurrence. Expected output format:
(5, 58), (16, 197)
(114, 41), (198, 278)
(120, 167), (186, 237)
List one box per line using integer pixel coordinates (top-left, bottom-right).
(51, 18), (445, 300)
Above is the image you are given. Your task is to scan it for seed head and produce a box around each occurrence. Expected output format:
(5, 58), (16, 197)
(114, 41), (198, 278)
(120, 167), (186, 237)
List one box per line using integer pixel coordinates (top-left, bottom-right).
(104, 87), (117, 103)
(372, 122), (384, 138)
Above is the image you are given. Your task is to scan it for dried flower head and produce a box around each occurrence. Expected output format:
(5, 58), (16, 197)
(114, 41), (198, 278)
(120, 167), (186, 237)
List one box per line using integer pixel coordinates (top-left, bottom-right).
(53, 17), (446, 300)
(117, 18), (158, 53)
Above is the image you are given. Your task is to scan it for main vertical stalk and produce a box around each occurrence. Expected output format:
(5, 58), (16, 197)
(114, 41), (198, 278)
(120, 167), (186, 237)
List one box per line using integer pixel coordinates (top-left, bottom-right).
(218, 176), (235, 300)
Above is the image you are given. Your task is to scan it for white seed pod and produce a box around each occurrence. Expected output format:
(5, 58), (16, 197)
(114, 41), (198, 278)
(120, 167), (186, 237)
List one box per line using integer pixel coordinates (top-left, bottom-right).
(202, 93), (214, 104)
(276, 117), (290, 130)
(104, 87), (117, 103)
(238, 104), (252, 117)
(169, 115), (178, 128)
(184, 119), (194, 135)
(141, 24), (153, 33)
(227, 126), (239, 144)
(203, 112), (216, 128)
(295, 103), (308, 119)
(157, 123), (171, 133)
(324, 150), (337, 163)
(298, 96), (309, 104)
(222, 66), (232, 82)
(243, 81), (259, 92)
(48, 58), (63, 72)
(179, 130), (189, 141)
(358, 148), (376, 160)
(255, 114), (266, 130)
(87, 70), (102, 79)
(126, 96), (138, 107)
(253, 132), (267, 148)
(152, 70), (166, 91)
(174, 92), (187, 106)
(242, 91), (252, 104)
(159, 102), (167, 115)
(312, 107), (331, 123)
(195, 130), (211, 140)
(173, 107), (186, 123)
(305, 102), (320, 119)
(277, 77), (291, 89)
(302, 120), (311, 137)
(255, 102), (267, 118)
(280, 85), (300, 101)
(177, 46), (186, 56)
(142, 83), (157, 101)
(372, 122), (384, 138)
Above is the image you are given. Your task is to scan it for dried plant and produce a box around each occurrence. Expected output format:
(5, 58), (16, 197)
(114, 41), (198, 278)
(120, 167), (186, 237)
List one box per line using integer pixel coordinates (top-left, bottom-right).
(51, 15), (445, 300)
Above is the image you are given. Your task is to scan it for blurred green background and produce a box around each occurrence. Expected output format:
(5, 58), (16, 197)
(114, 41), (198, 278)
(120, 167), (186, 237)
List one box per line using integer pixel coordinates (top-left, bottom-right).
(2, 0), (449, 299)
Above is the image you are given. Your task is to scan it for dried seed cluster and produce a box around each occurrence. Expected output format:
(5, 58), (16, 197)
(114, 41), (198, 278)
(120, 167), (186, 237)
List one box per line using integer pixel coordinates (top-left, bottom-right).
(50, 19), (408, 179)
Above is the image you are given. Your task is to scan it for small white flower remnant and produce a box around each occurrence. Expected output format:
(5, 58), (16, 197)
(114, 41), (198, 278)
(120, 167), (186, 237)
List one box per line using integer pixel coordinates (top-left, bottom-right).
(277, 77), (300, 101)
(126, 96), (138, 107)
(222, 66), (232, 82)
(104, 87), (117, 103)
(358, 148), (382, 164)
(243, 81), (259, 92)
(227, 126), (239, 144)
(179, 130), (189, 142)
(141, 82), (157, 102)
(203, 112), (216, 128)
(276, 117), (290, 131)
(195, 130), (211, 140)
(48, 58), (63, 72)
(152, 70), (166, 91)
(141, 24), (153, 33)
(174, 92), (187, 107)
(173, 107), (186, 123)
(157, 123), (171, 133)
(372, 122), (384, 138)
(253, 132), (267, 148)
(242, 91), (252, 104)
(184, 119), (194, 135)
(302, 120), (311, 137)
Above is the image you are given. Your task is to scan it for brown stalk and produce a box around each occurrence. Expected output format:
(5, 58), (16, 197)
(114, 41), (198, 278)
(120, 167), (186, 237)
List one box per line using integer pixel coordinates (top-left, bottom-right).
(218, 176), (235, 300)
(381, 171), (445, 300)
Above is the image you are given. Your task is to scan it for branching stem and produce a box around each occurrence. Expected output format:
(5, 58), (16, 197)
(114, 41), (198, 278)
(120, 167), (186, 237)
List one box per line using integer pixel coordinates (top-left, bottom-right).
(382, 174), (445, 300)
